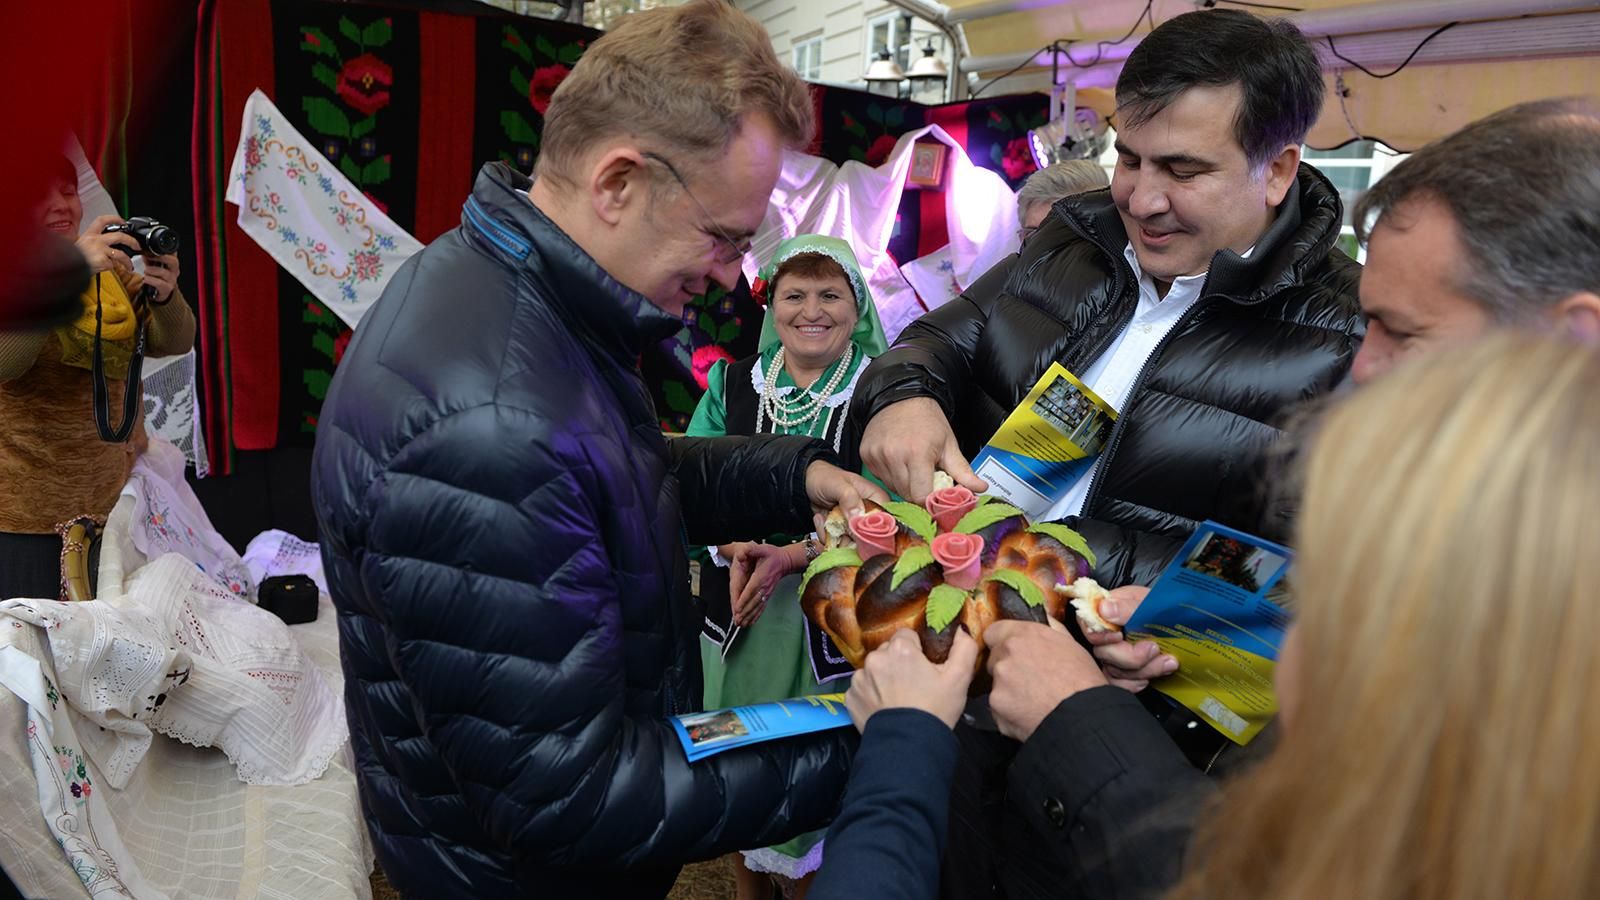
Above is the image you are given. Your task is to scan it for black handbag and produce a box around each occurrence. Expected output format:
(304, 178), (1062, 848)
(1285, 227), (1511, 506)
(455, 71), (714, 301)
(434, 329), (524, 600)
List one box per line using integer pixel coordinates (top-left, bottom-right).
(257, 574), (319, 625)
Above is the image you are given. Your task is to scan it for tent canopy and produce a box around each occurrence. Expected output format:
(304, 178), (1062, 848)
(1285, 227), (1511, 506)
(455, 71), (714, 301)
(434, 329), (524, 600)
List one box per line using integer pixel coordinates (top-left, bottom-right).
(919, 0), (1599, 150)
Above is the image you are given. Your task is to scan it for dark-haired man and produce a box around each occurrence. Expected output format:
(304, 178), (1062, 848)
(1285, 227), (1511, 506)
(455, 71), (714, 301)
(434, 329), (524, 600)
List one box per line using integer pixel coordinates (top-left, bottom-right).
(847, 9), (1364, 897)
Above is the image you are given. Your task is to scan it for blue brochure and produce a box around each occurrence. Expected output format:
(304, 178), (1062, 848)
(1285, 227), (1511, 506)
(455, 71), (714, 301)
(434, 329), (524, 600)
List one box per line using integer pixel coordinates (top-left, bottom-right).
(1124, 520), (1293, 745)
(670, 693), (852, 762)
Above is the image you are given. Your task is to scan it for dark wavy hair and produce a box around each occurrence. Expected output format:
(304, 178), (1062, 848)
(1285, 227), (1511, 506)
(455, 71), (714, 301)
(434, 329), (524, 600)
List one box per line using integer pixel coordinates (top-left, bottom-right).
(1115, 9), (1324, 170)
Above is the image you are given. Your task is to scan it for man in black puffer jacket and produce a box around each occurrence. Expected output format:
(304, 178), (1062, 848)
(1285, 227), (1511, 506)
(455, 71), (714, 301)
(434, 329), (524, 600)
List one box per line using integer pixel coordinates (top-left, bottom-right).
(849, 10), (1362, 897)
(311, 4), (884, 897)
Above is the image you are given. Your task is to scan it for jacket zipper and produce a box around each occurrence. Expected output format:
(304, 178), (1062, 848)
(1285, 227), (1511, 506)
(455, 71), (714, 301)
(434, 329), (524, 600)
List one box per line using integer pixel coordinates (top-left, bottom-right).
(1081, 297), (1212, 516)
(1083, 255), (1248, 515)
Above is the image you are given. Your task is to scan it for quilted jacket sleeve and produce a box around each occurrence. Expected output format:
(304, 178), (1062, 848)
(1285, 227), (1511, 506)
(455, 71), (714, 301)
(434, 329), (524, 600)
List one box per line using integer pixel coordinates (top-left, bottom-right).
(351, 408), (855, 870)
(1063, 517), (1190, 590)
(669, 433), (834, 546)
(843, 258), (1016, 468)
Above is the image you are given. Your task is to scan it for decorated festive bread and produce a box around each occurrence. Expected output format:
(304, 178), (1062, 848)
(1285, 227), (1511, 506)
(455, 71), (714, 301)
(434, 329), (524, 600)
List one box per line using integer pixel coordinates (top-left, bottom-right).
(799, 476), (1109, 673)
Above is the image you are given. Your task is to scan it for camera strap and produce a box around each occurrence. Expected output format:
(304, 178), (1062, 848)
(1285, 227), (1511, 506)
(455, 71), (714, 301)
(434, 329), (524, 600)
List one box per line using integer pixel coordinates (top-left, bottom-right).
(90, 277), (147, 444)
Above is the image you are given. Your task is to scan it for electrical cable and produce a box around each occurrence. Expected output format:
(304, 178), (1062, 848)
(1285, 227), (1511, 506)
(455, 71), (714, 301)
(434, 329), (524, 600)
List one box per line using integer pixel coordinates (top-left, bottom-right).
(970, 0), (1156, 97)
(1202, 0), (1304, 12)
(1059, 0), (1156, 69)
(1325, 21), (1459, 79)
(970, 41), (1061, 98)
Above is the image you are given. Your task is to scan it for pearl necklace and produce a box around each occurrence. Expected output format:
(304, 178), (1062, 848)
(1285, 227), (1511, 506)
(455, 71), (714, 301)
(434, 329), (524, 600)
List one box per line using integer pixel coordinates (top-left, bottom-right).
(756, 343), (855, 453)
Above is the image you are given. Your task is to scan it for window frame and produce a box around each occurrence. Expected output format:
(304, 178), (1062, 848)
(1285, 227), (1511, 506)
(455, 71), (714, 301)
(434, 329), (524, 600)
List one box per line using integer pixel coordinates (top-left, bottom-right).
(865, 12), (911, 70)
(793, 36), (822, 81)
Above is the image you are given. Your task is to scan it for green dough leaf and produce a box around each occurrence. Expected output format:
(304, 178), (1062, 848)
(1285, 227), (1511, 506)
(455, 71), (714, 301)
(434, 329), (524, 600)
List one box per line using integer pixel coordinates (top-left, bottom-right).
(953, 502), (1025, 535)
(891, 546), (937, 591)
(880, 500), (936, 542)
(983, 568), (1045, 608)
(799, 548), (862, 598)
(1026, 523), (1098, 568)
(925, 584), (967, 633)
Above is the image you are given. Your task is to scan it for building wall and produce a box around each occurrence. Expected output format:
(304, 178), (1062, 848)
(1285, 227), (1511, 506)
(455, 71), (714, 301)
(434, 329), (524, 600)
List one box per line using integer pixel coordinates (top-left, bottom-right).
(736, 0), (954, 101)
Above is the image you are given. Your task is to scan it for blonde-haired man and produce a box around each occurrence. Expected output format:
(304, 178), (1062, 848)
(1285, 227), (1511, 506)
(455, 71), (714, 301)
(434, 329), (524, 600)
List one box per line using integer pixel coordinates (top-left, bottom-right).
(313, 3), (885, 895)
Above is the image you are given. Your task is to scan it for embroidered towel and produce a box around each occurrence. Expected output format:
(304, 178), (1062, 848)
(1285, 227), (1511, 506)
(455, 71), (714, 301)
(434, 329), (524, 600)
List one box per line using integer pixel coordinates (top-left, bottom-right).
(0, 626), (170, 900)
(226, 88), (422, 329)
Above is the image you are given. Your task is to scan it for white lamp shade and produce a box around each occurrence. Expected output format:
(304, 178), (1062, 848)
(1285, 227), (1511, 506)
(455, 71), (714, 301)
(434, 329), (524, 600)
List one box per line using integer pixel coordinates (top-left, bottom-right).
(906, 49), (947, 81)
(864, 54), (907, 82)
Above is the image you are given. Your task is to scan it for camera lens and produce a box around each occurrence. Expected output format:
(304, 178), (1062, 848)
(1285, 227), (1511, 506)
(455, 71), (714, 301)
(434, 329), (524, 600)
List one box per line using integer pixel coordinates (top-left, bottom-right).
(145, 224), (179, 256)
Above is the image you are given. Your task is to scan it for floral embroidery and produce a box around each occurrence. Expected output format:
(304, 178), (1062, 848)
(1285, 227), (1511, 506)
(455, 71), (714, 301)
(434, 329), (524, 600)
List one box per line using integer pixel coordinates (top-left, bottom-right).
(350, 250), (382, 281)
(336, 52), (393, 116)
(54, 745), (93, 806)
(865, 133), (898, 167)
(527, 64), (571, 116)
(1000, 135), (1037, 180)
(500, 25), (586, 167)
(45, 678), (59, 710)
(690, 345), (734, 391)
(300, 14), (395, 190)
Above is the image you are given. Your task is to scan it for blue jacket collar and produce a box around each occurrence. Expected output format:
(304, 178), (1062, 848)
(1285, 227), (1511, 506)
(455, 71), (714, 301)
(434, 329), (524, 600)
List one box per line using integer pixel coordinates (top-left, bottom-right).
(461, 161), (684, 362)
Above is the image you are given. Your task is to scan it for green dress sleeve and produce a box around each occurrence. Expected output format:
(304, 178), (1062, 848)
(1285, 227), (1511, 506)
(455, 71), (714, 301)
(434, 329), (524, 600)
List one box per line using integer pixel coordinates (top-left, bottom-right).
(686, 359), (730, 438)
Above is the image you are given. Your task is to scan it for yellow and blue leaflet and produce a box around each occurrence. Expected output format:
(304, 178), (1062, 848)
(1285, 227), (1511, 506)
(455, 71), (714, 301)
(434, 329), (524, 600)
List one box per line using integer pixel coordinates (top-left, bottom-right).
(970, 363), (1118, 519)
(1125, 521), (1293, 746)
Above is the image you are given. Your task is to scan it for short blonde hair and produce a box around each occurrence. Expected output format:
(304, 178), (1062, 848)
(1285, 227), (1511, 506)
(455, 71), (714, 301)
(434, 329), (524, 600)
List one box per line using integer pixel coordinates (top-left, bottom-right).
(536, 0), (813, 186)
(1173, 333), (1600, 900)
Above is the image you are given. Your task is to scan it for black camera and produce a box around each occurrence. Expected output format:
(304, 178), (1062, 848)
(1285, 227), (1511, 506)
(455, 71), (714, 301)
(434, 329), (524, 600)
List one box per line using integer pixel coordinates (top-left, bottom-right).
(103, 216), (179, 257)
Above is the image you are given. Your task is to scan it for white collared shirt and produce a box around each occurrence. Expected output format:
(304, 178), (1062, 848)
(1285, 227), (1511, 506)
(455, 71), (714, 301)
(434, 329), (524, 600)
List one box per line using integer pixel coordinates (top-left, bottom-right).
(1043, 241), (1251, 520)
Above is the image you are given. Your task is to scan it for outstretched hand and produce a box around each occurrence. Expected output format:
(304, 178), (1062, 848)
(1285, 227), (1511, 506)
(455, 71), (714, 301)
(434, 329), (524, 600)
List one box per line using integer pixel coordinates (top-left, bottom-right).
(1082, 585), (1178, 692)
(986, 616), (1107, 742)
(846, 627), (978, 732)
(805, 461), (890, 535)
(859, 397), (987, 502)
(729, 542), (806, 627)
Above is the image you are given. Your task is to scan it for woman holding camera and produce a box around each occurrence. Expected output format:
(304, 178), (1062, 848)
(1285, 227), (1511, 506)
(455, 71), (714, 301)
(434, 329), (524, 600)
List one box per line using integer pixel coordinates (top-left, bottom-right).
(0, 156), (195, 600)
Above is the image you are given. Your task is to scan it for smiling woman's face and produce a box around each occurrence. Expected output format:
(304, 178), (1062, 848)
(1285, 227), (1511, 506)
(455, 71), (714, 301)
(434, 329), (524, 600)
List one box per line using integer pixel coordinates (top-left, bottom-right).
(36, 172), (83, 237)
(771, 262), (857, 373)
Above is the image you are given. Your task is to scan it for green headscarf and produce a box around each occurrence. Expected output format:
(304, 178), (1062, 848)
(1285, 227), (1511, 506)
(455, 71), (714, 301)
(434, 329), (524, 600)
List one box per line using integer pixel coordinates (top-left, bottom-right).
(755, 234), (889, 357)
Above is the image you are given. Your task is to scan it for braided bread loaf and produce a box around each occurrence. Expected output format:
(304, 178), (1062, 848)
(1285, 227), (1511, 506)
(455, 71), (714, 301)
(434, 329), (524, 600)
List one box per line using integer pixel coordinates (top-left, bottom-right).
(800, 488), (1101, 673)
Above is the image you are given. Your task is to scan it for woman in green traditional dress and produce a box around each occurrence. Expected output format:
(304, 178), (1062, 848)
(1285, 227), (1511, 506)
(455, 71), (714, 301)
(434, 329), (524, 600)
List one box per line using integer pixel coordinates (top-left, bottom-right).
(686, 234), (887, 897)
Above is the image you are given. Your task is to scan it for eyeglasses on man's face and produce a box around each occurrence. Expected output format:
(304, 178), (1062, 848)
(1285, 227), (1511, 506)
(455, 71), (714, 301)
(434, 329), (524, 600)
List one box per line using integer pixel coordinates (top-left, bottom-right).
(640, 151), (753, 266)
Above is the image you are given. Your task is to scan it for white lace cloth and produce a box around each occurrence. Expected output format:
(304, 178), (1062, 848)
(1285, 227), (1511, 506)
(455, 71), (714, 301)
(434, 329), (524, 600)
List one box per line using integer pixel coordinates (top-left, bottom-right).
(0, 599), (189, 791)
(243, 529), (329, 596)
(0, 457), (368, 899)
(121, 439), (255, 599)
(0, 597), (371, 900)
(0, 543), (345, 790)
(0, 625), (170, 900)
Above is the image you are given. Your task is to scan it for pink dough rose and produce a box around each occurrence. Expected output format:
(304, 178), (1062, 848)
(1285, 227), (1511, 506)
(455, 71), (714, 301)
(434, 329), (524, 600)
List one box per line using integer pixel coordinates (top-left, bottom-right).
(925, 485), (979, 532)
(931, 532), (984, 590)
(849, 510), (900, 559)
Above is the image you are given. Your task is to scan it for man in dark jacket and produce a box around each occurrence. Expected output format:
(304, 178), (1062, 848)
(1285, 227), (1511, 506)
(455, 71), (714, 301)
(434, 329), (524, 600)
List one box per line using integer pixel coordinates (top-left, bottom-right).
(311, 3), (884, 896)
(849, 10), (1362, 897)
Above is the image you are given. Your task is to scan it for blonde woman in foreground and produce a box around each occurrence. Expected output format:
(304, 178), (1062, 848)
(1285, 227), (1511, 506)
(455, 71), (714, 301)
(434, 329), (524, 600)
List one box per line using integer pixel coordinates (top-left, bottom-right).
(1166, 332), (1600, 898)
(819, 333), (1600, 900)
